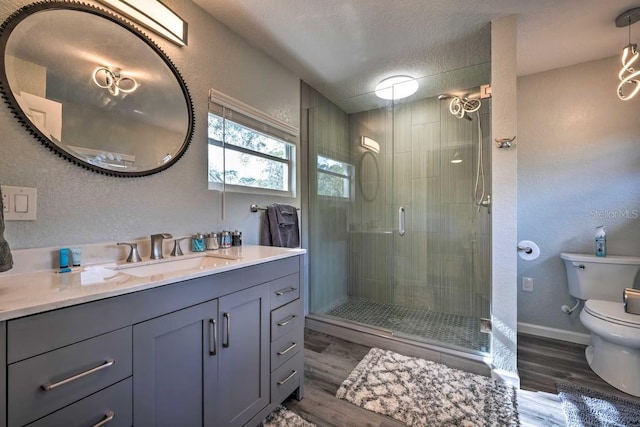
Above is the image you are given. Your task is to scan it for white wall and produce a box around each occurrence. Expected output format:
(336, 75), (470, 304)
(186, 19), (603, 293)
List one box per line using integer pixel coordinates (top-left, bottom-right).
(0, 0), (300, 250)
(490, 15), (519, 383)
(517, 55), (640, 336)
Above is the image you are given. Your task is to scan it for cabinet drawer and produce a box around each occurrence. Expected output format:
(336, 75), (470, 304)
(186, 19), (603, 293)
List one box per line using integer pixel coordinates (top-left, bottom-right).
(271, 299), (301, 342)
(269, 273), (300, 310)
(8, 328), (132, 427)
(271, 326), (303, 372)
(271, 353), (303, 406)
(26, 378), (132, 427)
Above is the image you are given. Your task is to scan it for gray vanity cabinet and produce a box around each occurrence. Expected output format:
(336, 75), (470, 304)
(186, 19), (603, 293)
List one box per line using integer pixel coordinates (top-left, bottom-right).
(217, 284), (270, 427)
(1, 255), (304, 427)
(133, 299), (218, 427)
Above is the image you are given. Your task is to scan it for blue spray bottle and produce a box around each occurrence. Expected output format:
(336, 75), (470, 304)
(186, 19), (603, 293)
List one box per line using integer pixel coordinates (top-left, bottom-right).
(595, 226), (606, 257)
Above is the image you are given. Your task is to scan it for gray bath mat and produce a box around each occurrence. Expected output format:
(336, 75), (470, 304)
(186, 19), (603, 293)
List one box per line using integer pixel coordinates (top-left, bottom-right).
(261, 405), (315, 427)
(557, 382), (640, 426)
(336, 347), (519, 426)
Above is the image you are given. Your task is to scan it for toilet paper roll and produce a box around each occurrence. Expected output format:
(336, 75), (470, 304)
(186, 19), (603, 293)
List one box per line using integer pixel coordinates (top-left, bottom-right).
(518, 240), (540, 261)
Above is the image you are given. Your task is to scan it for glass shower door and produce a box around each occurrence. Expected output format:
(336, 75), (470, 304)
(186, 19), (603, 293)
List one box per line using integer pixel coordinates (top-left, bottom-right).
(387, 85), (492, 353)
(306, 76), (492, 355)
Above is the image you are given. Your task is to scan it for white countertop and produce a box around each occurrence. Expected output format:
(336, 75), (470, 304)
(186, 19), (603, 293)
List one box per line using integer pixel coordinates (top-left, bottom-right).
(0, 245), (305, 322)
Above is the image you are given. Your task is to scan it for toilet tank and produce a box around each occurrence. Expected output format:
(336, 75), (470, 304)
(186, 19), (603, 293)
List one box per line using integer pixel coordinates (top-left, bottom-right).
(561, 253), (640, 301)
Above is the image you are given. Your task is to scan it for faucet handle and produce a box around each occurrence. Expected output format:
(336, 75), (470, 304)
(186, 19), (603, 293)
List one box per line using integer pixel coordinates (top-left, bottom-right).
(171, 237), (189, 257)
(151, 233), (173, 239)
(117, 242), (142, 263)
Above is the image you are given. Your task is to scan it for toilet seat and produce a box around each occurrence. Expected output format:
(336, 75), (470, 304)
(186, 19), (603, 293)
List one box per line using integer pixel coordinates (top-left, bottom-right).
(584, 299), (640, 329)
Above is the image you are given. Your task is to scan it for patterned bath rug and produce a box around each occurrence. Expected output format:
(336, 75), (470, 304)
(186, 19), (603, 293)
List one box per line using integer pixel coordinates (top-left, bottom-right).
(336, 347), (519, 427)
(557, 382), (640, 426)
(261, 405), (316, 427)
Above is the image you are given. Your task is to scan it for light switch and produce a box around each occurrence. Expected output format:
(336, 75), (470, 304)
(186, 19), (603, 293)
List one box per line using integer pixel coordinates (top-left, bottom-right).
(1, 185), (37, 220)
(15, 194), (28, 213)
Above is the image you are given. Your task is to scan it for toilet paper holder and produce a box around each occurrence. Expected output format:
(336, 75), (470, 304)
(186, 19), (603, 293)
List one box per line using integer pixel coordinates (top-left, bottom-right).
(517, 245), (533, 254)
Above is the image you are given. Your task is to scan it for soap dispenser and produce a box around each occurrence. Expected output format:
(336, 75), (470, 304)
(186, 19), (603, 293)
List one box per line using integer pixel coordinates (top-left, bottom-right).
(595, 226), (606, 257)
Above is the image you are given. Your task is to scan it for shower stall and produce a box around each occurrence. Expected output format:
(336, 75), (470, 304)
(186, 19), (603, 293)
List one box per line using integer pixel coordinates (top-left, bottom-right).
(305, 70), (492, 356)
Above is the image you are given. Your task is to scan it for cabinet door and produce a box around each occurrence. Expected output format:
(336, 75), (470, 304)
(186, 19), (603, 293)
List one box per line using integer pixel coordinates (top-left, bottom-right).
(218, 284), (270, 427)
(133, 299), (218, 427)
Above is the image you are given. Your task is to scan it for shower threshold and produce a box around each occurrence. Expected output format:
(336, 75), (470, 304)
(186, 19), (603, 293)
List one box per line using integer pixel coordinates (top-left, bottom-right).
(323, 297), (490, 355)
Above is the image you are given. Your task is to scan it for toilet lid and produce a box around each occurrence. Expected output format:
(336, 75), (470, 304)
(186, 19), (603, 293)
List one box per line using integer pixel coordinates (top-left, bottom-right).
(585, 300), (640, 328)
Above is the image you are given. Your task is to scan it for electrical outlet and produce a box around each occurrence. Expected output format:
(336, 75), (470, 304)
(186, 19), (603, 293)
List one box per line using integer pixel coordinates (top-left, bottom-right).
(522, 276), (534, 292)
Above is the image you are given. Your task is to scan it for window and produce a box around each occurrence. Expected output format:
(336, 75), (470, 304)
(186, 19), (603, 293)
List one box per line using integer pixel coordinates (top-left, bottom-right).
(207, 90), (298, 196)
(317, 155), (353, 199)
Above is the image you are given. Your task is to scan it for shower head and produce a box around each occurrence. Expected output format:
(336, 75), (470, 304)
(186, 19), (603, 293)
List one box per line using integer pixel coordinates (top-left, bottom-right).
(449, 96), (481, 120)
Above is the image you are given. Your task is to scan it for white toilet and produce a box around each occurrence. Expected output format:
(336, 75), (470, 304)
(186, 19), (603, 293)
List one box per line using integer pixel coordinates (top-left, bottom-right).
(561, 253), (640, 396)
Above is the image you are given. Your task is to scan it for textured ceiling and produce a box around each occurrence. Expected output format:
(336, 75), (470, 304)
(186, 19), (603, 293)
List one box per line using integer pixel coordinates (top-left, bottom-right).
(194, 0), (640, 106)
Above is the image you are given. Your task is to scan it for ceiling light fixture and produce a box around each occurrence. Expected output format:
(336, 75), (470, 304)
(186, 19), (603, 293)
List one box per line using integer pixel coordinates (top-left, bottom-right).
(615, 7), (640, 100)
(375, 75), (418, 100)
(93, 67), (138, 96)
(361, 136), (380, 153)
(97, 0), (188, 46)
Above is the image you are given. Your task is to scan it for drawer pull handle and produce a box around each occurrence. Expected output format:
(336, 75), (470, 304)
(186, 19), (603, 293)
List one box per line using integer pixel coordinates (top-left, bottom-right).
(41, 358), (115, 391)
(275, 287), (297, 296)
(277, 370), (298, 386)
(277, 315), (296, 327)
(277, 342), (297, 356)
(91, 411), (115, 427)
(223, 312), (231, 348)
(209, 318), (217, 356)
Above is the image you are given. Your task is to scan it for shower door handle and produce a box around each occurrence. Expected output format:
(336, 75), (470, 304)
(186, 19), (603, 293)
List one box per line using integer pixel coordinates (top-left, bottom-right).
(398, 207), (405, 236)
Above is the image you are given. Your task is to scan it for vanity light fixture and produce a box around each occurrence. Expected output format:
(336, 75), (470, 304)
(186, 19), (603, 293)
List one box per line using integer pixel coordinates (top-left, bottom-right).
(375, 75), (418, 100)
(92, 67), (138, 96)
(97, 0), (188, 46)
(615, 7), (640, 100)
(361, 136), (380, 153)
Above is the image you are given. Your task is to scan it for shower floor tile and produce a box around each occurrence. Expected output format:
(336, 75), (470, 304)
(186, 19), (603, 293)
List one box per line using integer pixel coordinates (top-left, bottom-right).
(325, 298), (490, 353)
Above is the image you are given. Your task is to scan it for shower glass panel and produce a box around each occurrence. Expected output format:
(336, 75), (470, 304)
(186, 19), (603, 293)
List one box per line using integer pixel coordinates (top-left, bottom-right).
(307, 66), (492, 355)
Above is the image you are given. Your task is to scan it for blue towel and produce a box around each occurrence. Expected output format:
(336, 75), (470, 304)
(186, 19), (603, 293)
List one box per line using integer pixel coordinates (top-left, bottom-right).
(260, 204), (300, 248)
(0, 186), (14, 272)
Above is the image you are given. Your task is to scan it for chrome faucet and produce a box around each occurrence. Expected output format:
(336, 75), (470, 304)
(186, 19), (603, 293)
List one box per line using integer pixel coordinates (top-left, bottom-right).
(150, 233), (172, 260)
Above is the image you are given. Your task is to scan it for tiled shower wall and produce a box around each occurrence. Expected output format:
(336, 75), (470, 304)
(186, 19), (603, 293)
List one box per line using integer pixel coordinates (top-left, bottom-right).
(306, 85), (491, 320)
(349, 96), (492, 318)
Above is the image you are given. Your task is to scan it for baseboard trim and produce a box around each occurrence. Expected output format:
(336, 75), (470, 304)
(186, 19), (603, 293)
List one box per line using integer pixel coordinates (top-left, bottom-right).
(492, 368), (520, 388)
(518, 322), (591, 345)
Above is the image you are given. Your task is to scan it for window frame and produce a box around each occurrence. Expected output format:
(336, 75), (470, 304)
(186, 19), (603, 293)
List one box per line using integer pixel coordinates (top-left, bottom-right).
(316, 154), (354, 200)
(207, 89), (299, 198)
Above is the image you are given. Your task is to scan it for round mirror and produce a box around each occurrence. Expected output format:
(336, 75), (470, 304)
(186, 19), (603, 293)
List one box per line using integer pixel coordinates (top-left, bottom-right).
(0, 2), (194, 177)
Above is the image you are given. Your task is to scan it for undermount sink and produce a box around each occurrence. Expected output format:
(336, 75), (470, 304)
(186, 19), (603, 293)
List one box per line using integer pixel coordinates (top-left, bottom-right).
(112, 254), (239, 278)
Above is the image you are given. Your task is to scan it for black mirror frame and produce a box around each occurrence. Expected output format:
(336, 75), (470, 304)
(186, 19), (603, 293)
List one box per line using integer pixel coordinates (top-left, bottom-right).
(0, 1), (195, 177)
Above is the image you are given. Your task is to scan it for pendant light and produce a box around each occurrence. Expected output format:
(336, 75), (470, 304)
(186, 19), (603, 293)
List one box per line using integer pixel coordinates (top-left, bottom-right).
(615, 8), (640, 100)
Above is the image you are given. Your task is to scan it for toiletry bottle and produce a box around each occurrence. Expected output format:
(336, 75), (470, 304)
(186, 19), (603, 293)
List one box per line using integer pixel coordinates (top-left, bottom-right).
(595, 226), (606, 257)
(59, 248), (71, 273)
(71, 247), (82, 267)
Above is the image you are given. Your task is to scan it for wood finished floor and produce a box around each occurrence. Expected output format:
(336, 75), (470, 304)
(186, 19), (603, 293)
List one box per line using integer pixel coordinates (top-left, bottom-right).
(282, 330), (640, 426)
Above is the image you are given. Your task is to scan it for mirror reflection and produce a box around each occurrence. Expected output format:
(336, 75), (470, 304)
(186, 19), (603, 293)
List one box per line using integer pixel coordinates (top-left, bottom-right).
(0, 3), (194, 176)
